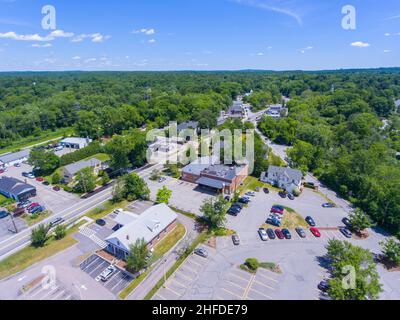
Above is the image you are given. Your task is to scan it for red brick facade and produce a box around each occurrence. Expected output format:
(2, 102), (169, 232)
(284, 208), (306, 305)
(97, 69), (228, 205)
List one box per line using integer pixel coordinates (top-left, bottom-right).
(147, 219), (178, 249)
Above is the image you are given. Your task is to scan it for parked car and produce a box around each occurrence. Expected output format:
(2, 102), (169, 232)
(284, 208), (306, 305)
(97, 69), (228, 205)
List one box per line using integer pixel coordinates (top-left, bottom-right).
(263, 188), (270, 194)
(269, 213), (282, 220)
(340, 228), (353, 239)
(282, 229), (292, 239)
(14, 163), (21, 167)
(271, 207), (284, 215)
(296, 227), (307, 238)
(232, 234), (240, 245)
(258, 228), (268, 241)
(13, 207), (25, 217)
(96, 219), (106, 227)
(36, 177), (44, 182)
(23, 172), (35, 179)
(0, 169), (4, 174)
(305, 216), (316, 227)
(55, 146), (64, 151)
(310, 227), (321, 238)
(278, 191), (287, 198)
(228, 207), (241, 216)
(238, 197), (250, 204)
(245, 191), (256, 197)
(266, 218), (281, 227)
(342, 217), (352, 228)
(255, 187), (261, 192)
(232, 203), (244, 209)
(318, 280), (329, 292)
(50, 218), (65, 227)
(287, 193), (295, 200)
(27, 202), (40, 210)
(275, 229), (285, 240)
(158, 177), (166, 183)
(194, 248), (208, 258)
(42, 181), (50, 186)
(322, 203), (335, 208)
(266, 228), (276, 240)
(53, 186), (61, 191)
(30, 206), (44, 214)
(224, 196), (231, 202)
(18, 200), (32, 209)
(100, 265), (116, 282)
(0, 211), (9, 219)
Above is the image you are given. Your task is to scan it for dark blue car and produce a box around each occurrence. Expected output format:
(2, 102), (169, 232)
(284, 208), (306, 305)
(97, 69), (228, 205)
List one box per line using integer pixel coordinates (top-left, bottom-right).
(0, 211), (9, 219)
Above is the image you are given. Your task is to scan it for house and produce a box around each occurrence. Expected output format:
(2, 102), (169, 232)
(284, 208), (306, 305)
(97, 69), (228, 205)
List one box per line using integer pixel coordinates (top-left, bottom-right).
(0, 149), (30, 168)
(177, 121), (200, 142)
(228, 101), (248, 121)
(62, 158), (104, 183)
(261, 166), (303, 194)
(182, 157), (249, 195)
(0, 177), (36, 202)
(60, 137), (92, 150)
(266, 104), (288, 118)
(105, 204), (178, 260)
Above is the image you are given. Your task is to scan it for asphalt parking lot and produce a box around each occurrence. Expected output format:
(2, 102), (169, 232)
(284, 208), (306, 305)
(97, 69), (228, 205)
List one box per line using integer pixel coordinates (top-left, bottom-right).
(20, 280), (79, 300)
(80, 254), (133, 296)
(2, 163), (81, 213)
(145, 175), (214, 216)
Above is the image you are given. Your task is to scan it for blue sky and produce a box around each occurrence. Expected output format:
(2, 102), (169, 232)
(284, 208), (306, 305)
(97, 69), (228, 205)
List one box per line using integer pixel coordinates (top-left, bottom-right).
(0, 0), (399, 71)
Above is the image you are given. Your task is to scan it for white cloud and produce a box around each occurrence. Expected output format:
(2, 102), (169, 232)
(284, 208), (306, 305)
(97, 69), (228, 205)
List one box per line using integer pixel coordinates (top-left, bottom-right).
(0, 29), (74, 42)
(133, 28), (156, 35)
(256, 52), (264, 56)
(232, 0), (303, 26)
(72, 33), (111, 43)
(148, 39), (156, 44)
(72, 56), (81, 60)
(351, 41), (370, 48)
(384, 33), (391, 36)
(32, 43), (52, 48)
(299, 46), (313, 53)
(84, 58), (97, 63)
(383, 50), (391, 53)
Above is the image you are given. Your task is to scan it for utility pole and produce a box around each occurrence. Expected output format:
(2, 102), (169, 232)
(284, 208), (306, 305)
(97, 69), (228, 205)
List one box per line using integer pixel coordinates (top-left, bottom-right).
(8, 211), (18, 234)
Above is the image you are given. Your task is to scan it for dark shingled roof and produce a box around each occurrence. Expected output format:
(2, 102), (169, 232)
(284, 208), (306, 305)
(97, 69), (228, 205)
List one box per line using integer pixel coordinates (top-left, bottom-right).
(196, 177), (229, 189)
(0, 177), (36, 196)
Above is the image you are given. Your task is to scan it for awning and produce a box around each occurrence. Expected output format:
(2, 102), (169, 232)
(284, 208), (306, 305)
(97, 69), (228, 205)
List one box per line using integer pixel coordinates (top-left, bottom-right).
(196, 177), (229, 190)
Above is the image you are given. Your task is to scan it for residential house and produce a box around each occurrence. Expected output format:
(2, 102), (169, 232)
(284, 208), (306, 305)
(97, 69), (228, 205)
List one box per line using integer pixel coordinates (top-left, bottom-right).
(261, 165), (303, 194)
(60, 137), (92, 150)
(0, 149), (30, 168)
(147, 136), (189, 165)
(62, 158), (104, 183)
(177, 121), (200, 142)
(0, 177), (36, 202)
(105, 204), (178, 260)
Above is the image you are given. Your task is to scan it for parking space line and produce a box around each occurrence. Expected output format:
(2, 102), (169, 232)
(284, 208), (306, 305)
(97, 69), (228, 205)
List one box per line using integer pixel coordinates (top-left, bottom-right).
(225, 279), (247, 291)
(154, 293), (167, 300)
(104, 272), (121, 288)
(229, 272), (251, 283)
(253, 280), (275, 291)
(175, 271), (194, 282)
(172, 278), (187, 288)
(248, 288), (273, 300)
(110, 277), (127, 291)
(88, 261), (109, 276)
(40, 286), (59, 300)
(221, 288), (242, 300)
(256, 272), (279, 284)
(188, 259), (203, 268)
(164, 285), (181, 297)
(30, 286), (47, 299)
(180, 264), (199, 276)
(51, 289), (66, 300)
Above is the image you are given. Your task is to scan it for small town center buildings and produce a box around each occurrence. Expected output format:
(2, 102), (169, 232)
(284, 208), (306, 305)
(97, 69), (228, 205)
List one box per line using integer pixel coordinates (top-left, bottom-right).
(62, 158), (105, 183)
(261, 165), (303, 194)
(0, 149), (30, 168)
(0, 176), (37, 202)
(105, 204), (178, 260)
(60, 137), (92, 150)
(182, 156), (249, 195)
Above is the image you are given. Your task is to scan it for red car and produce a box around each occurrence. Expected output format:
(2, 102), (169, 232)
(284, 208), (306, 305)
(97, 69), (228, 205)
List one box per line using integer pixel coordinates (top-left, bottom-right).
(36, 177), (44, 182)
(0, 169), (4, 174)
(310, 227), (321, 238)
(271, 207), (284, 215)
(275, 229), (285, 239)
(53, 186), (61, 191)
(27, 203), (40, 210)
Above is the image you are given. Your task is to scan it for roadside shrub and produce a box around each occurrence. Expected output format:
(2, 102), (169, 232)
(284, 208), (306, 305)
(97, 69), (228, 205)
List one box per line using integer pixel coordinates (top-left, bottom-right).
(245, 258), (260, 271)
(54, 225), (67, 240)
(51, 172), (61, 185)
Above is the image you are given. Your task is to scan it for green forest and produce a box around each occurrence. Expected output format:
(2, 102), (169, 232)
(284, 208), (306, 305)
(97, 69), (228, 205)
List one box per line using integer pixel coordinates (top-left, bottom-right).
(1, 69), (400, 235)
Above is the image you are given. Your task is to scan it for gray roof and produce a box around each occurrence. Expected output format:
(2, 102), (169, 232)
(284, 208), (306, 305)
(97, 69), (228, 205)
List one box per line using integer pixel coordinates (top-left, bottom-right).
(106, 204), (177, 251)
(177, 121), (199, 132)
(267, 166), (303, 184)
(230, 102), (244, 113)
(182, 156), (219, 176)
(64, 158), (102, 176)
(196, 176), (228, 189)
(0, 177), (36, 196)
(60, 137), (91, 146)
(203, 164), (242, 181)
(0, 149), (30, 164)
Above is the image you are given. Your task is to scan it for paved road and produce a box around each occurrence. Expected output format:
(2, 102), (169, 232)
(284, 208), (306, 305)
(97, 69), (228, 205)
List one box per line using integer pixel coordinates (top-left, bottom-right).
(0, 164), (162, 262)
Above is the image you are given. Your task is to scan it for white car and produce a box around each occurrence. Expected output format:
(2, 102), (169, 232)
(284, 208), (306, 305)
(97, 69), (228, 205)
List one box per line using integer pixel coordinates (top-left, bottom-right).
(258, 228), (268, 241)
(100, 265), (116, 282)
(245, 191), (256, 197)
(55, 146), (64, 151)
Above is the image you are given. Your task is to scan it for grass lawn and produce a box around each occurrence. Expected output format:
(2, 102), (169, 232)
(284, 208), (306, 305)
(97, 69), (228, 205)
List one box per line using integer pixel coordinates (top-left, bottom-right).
(0, 127), (73, 156)
(119, 222), (186, 299)
(262, 206), (308, 230)
(23, 211), (51, 227)
(237, 176), (280, 195)
(151, 223), (186, 262)
(0, 221), (85, 280)
(85, 200), (128, 221)
(83, 153), (110, 162)
(268, 152), (287, 167)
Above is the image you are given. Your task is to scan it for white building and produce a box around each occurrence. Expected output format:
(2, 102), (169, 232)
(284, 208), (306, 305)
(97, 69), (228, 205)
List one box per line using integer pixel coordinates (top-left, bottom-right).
(261, 166), (303, 194)
(147, 136), (190, 165)
(0, 149), (30, 168)
(60, 137), (92, 150)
